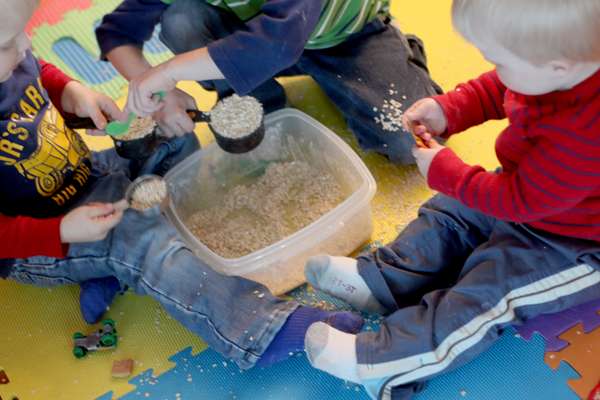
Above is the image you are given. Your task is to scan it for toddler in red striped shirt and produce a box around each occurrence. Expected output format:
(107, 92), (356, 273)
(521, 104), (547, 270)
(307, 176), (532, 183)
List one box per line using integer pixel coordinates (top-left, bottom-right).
(303, 1), (600, 398)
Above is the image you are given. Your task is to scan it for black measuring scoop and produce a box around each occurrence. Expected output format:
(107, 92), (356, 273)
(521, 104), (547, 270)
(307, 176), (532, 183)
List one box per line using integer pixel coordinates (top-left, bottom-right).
(65, 107), (265, 155)
(187, 109), (265, 154)
(65, 116), (163, 159)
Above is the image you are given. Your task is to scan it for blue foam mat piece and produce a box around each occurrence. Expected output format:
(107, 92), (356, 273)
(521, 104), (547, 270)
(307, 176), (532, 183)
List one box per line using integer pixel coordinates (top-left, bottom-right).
(52, 26), (169, 85)
(413, 328), (580, 400)
(97, 287), (579, 400)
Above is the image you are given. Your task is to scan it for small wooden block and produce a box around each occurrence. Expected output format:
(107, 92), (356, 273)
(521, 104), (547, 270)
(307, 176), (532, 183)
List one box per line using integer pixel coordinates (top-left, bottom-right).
(0, 370), (9, 384)
(111, 359), (134, 378)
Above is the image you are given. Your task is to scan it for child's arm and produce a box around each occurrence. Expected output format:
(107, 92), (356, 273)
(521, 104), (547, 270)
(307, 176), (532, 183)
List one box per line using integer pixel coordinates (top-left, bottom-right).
(0, 214), (67, 258)
(123, 0), (323, 115)
(96, 1), (202, 136)
(0, 202), (127, 260)
(39, 60), (73, 115)
(425, 128), (600, 224)
(433, 70), (507, 137)
(95, 0), (167, 64)
(39, 60), (127, 131)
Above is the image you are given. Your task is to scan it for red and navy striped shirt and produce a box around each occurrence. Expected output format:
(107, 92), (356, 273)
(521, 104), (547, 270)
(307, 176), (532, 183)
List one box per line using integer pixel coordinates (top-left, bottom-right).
(429, 69), (600, 242)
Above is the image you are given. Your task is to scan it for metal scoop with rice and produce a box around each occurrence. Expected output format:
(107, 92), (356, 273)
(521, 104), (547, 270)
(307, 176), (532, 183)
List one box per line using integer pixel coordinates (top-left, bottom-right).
(124, 174), (169, 211)
(65, 94), (265, 154)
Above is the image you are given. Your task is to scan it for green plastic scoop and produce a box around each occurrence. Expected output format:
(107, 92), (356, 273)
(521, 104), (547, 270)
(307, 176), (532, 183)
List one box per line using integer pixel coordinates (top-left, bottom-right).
(104, 91), (166, 137)
(105, 112), (135, 137)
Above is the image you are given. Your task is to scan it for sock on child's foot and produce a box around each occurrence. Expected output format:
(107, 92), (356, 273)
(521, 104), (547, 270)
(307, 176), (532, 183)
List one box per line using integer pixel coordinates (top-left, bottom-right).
(305, 255), (386, 314)
(256, 306), (363, 367)
(79, 276), (121, 324)
(305, 321), (361, 383)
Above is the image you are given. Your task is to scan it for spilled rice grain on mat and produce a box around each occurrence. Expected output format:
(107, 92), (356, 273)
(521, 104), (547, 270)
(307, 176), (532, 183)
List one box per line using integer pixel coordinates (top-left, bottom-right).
(188, 161), (343, 258)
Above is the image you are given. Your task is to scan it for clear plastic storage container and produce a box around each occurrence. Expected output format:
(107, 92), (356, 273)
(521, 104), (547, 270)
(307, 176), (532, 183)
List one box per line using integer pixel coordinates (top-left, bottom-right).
(164, 108), (376, 295)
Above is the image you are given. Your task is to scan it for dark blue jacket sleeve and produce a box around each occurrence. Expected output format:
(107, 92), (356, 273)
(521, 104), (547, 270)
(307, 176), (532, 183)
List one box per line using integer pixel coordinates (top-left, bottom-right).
(207, 0), (323, 94)
(95, 0), (168, 60)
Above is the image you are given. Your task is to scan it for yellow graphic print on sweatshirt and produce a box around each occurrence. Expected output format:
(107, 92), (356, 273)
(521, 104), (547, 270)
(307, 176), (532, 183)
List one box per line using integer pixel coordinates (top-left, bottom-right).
(14, 105), (90, 199)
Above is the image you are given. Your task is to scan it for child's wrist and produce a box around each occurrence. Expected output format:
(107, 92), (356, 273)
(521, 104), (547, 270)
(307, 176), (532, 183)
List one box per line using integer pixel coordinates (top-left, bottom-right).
(164, 58), (188, 86)
(60, 81), (83, 114)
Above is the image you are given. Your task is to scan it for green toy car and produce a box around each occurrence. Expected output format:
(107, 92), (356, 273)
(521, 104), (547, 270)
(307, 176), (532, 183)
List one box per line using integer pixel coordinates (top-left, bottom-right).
(72, 319), (118, 359)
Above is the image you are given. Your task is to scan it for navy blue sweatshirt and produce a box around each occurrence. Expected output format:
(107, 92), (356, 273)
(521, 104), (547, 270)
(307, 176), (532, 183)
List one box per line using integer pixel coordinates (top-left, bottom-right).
(95, 0), (323, 94)
(0, 52), (92, 218)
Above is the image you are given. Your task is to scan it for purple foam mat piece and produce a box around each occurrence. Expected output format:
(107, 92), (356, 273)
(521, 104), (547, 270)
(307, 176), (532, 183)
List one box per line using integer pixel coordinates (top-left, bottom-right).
(515, 297), (600, 352)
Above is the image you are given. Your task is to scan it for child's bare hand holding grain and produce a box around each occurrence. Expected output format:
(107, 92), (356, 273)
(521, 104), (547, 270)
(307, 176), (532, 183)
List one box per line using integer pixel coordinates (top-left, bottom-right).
(60, 201), (127, 243)
(411, 139), (445, 179)
(61, 81), (128, 135)
(152, 88), (198, 137)
(402, 98), (447, 145)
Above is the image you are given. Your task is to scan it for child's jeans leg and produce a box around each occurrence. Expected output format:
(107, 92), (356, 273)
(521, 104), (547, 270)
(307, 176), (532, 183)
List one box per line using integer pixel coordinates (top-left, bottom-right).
(159, 0), (287, 113)
(356, 221), (600, 399)
(358, 194), (496, 311)
(78, 145), (199, 324)
(297, 19), (442, 165)
(6, 172), (298, 369)
(132, 132), (200, 177)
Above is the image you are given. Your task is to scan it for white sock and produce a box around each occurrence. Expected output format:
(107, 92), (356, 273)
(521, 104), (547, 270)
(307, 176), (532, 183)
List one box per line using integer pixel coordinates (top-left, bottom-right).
(305, 321), (361, 383)
(305, 255), (386, 314)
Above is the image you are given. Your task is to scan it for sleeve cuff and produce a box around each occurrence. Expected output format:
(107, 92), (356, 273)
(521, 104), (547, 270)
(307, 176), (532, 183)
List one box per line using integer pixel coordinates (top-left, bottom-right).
(207, 42), (255, 95)
(39, 61), (74, 116)
(30, 216), (69, 258)
(427, 147), (471, 197)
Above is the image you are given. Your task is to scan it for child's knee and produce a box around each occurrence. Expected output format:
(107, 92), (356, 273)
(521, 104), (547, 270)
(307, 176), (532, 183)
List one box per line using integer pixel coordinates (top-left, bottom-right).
(160, 0), (217, 52)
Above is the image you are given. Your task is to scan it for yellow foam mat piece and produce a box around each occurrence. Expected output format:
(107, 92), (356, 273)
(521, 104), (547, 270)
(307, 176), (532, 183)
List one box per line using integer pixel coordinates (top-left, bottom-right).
(0, 1), (504, 399)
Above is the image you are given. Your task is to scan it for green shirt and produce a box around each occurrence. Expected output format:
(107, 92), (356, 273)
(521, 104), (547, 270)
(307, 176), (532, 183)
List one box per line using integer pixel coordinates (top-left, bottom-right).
(163, 0), (390, 49)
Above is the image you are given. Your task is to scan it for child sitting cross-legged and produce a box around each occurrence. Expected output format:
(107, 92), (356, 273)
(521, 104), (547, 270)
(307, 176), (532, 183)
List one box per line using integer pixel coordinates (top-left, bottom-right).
(303, 1), (600, 398)
(0, 0), (364, 371)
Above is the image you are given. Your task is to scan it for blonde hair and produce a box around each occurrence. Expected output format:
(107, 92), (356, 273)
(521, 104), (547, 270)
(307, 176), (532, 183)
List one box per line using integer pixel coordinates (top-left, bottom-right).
(452, 0), (600, 64)
(0, 0), (38, 40)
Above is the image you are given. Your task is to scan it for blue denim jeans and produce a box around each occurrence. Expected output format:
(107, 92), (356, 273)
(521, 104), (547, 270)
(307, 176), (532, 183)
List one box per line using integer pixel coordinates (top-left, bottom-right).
(159, 0), (442, 164)
(130, 131), (200, 177)
(4, 149), (298, 369)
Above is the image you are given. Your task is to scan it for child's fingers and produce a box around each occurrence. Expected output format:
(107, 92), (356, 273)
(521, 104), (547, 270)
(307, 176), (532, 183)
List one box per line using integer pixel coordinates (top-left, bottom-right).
(100, 97), (129, 122)
(426, 138), (443, 149)
(184, 93), (198, 111)
(414, 124), (428, 136)
(158, 112), (193, 137)
(113, 199), (129, 212)
(176, 112), (195, 133)
(131, 91), (162, 116)
(402, 110), (420, 132)
(100, 209), (125, 230)
(412, 134), (428, 149)
(87, 107), (109, 131)
(86, 203), (116, 218)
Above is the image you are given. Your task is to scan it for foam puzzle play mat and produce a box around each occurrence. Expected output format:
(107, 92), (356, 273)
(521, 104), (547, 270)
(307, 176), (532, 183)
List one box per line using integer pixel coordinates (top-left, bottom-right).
(1, 0), (599, 399)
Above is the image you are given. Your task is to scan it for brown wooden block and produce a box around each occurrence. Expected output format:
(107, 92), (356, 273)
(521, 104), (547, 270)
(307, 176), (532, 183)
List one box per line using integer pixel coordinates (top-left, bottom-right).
(111, 359), (134, 379)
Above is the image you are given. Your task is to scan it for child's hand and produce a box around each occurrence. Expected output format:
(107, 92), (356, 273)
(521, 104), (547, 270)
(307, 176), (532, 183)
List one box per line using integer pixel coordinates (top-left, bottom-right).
(402, 98), (447, 144)
(60, 201), (128, 243)
(411, 139), (445, 179)
(61, 82), (128, 135)
(152, 88), (198, 137)
(127, 63), (177, 116)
